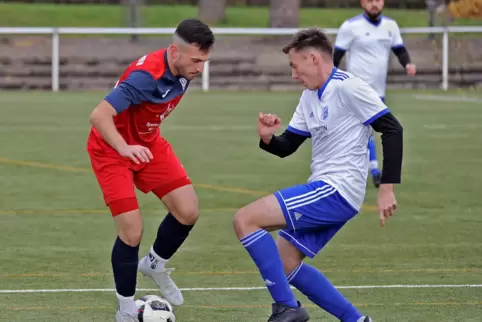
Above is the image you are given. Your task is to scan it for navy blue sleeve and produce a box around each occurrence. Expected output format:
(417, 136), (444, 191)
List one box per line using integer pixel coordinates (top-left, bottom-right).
(259, 129), (308, 158)
(333, 47), (346, 68)
(391, 45), (411, 68)
(371, 112), (403, 184)
(105, 70), (158, 114)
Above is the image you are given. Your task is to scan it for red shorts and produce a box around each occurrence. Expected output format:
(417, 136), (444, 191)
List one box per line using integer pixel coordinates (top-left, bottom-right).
(87, 133), (191, 207)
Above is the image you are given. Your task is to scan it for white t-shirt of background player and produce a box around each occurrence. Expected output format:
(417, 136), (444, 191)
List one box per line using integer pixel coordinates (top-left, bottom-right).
(334, 14), (404, 97)
(287, 68), (389, 210)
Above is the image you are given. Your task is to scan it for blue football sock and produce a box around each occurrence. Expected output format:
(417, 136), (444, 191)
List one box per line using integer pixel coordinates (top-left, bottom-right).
(368, 136), (380, 175)
(371, 167), (380, 177)
(368, 135), (378, 163)
(240, 229), (298, 308)
(288, 263), (362, 322)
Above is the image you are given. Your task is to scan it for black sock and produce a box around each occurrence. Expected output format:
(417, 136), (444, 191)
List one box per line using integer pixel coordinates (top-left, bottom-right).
(152, 213), (194, 260)
(111, 236), (139, 297)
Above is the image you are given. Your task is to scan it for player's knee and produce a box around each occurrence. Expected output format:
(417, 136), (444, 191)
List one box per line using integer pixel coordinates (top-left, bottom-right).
(171, 203), (199, 225)
(112, 206), (143, 246)
(283, 258), (303, 277)
(233, 207), (252, 238)
(276, 236), (304, 275)
(118, 226), (143, 247)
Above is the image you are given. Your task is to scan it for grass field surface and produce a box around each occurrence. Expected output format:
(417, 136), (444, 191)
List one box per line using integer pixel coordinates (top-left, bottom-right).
(0, 89), (481, 321)
(1, 3), (480, 28)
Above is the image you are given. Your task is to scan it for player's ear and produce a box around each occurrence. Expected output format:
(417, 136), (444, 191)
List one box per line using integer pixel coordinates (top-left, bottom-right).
(170, 44), (180, 60)
(310, 52), (319, 65)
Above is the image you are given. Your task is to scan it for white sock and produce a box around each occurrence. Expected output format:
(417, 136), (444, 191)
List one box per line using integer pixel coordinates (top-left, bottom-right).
(369, 160), (379, 170)
(116, 292), (137, 315)
(145, 246), (169, 272)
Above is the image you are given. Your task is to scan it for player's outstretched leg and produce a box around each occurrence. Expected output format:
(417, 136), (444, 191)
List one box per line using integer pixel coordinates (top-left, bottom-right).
(110, 200), (143, 322)
(271, 180), (373, 322)
(289, 263), (370, 322)
(276, 236), (371, 322)
(233, 194), (310, 322)
(138, 184), (198, 306)
(368, 135), (381, 188)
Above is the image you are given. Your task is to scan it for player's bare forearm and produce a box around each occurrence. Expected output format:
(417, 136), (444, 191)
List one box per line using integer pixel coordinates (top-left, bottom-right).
(379, 183), (394, 192)
(370, 113), (403, 184)
(89, 100), (128, 152)
(259, 130), (308, 158)
(260, 134), (274, 145)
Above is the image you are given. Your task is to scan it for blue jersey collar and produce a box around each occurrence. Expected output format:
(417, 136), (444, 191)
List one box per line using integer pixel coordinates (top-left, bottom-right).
(317, 67), (337, 100)
(363, 13), (382, 26)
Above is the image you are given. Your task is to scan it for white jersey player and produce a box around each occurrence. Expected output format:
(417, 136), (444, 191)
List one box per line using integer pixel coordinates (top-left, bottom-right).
(233, 28), (403, 322)
(288, 71), (388, 210)
(333, 0), (415, 188)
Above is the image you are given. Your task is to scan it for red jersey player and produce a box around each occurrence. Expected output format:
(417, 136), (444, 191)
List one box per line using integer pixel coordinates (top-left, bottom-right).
(86, 19), (215, 322)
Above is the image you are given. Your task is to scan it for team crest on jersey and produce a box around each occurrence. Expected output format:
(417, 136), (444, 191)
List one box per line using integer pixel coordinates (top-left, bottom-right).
(179, 78), (187, 91)
(322, 105), (329, 120)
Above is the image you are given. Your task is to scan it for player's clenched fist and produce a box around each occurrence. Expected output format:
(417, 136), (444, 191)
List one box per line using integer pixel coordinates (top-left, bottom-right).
(118, 145), (153, 164)
(258, 112), (281, 143)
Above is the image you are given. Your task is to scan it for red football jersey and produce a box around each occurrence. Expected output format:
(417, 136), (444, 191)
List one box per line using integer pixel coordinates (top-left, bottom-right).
(91, 49), (190, 147)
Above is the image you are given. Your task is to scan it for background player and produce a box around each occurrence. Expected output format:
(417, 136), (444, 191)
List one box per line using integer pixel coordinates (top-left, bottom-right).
(86, 19), (214, 322)
(233, 28), (403, 322)
(333, 0), (415, 188)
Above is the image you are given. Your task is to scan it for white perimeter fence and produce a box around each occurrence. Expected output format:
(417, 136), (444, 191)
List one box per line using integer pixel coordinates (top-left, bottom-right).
(0, 26), (481, 92)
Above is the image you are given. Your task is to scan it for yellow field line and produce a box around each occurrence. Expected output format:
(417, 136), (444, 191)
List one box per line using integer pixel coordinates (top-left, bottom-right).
(0, 158), (90, 173)
(194, 183), (265, 196)
(0, 209), (110, 215)
(0, 157), (266, 196)
(7, 301), (482, 311)
(0, 157), (378, 211)
(0, 208), (236, 215)
(0, 204), (378, 216)
(1, 267), (478, 278)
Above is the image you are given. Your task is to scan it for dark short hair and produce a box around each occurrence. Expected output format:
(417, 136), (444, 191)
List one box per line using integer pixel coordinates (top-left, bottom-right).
(282, 28), (333, 57)
(175, 18), (215, 52)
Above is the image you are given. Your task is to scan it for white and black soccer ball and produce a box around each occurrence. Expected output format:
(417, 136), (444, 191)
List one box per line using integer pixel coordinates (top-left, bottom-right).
(135, 295), (176, 322)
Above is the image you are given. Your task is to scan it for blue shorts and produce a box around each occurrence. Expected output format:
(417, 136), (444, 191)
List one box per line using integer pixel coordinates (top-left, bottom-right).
(274, 180), (358, 258)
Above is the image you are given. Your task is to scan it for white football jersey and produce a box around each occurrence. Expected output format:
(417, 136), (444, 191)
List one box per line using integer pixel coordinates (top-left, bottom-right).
(287, 68), (388, 210)
(334, 14), (404, 97)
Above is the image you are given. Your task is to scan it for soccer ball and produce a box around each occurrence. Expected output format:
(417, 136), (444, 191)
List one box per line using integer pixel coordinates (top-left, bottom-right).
(135, 295), (176, 322)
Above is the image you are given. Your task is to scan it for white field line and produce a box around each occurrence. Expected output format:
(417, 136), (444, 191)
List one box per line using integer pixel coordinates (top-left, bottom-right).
(1, 284), (481, 294)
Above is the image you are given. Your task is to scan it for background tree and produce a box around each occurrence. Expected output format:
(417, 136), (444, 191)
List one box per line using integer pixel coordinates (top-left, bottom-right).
(198, 0), (227, 25)
(269, 0), (301, 28)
